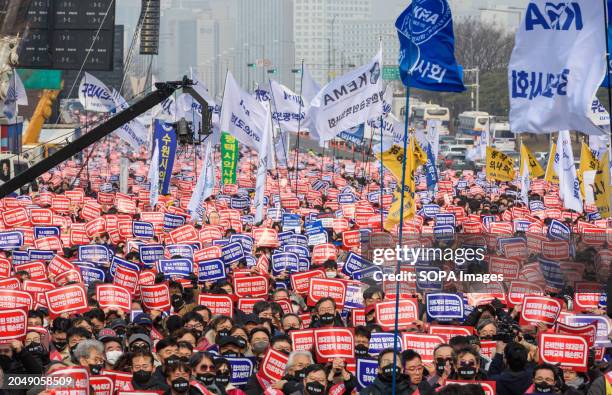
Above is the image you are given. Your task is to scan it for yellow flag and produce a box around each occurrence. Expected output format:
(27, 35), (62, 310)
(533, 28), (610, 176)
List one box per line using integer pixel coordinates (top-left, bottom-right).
(383, 190), (415, 231)
(412, 137), (427, 167)
(519, 143), (545, 178)
(486, 147), (515, 182)
(377, 145), (406, 181)
(578, 142), (599, 198)
(593, 154), (610, 218)
(544, 143), (559, 184)
(376, 137), (425, 189)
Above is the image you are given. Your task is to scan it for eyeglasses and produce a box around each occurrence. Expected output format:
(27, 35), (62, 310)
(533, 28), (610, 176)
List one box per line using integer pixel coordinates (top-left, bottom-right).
(405, 365), (424, 373)
(186, 323), (204, 330)
(199, 364), (215, 372)
(535, 377), (555, 385)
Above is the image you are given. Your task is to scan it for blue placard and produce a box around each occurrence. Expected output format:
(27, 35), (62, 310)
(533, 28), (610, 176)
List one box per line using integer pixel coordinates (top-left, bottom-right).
(27, 249), (55, 262)
(224, 357), (254, 386)
(307, 229), (328, 246)
(278, 231), (295, 245)
(271, 252), (300, 275)
(166, 244), (194, 259)
(11, 250), (29, 264)
(230, 197), (250, 210)
(548, 219), (570, 241)
(34, 226), (60, 238)
(357, 359), (378, 390)
(221, 242), (245, 264)
(497, 237), (526, 252)
(282, 213), (301, 230)
(292, 234), (308, 247)
(197, 259), (226, 282)
(139, 244), (165, 265)
(343, 252), (372, 275)
(80, 266), (106, 284)
(245, 255), (256, 268)
(79, 245), (110, 263)
(368, 333), (402, 356)
(435, 213), (455, 226)
(587, 212), (602, 221)
(344, 284), (364, 309)
(513, 220), (530, 232)
(311, 180), (330, 191)
(337, 193), (356, 204)
(538, 257), (564, 288)
(157, 259), (193, 278)
(110, 256), (141, 277)
(529, 200), (545, 211)
(416, 266), (443, 291)
(367, 191), (380, 203)
(229, 234), (254, 253)
(163, 213), (186, 231)
(241, 215), (255, 225)
(423, 204), (440, 218)
(352, 265), (383, 281)
(284, 244), (309, 259)
(213, 239), (230, 247)
(426, 293), (465, 321)
(305, 220), (324, 235)
(0, 231), (23, 249)
(482, 216), (496, 228)
(133, 221), (155, 239)
(74, 261), (95, 268)
(433, 225), (455, 241)
(298, 257), (310, 272)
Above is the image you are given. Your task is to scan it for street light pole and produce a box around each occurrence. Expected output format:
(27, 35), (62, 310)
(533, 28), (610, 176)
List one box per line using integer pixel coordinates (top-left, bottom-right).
(463, 68), (480, 111)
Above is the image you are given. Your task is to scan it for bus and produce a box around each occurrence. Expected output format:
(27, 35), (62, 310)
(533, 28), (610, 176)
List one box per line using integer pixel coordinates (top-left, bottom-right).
(412, 104), (450, 134)
(456, 111), (490, 136)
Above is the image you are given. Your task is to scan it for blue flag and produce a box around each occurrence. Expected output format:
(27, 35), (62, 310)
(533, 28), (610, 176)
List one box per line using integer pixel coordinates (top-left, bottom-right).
(153, 120), (177, 195)
(603, 1), (612, 88)
(424, 143), (438, 189)
(395, 0), (465, 92)
(337, 124), (365, 145)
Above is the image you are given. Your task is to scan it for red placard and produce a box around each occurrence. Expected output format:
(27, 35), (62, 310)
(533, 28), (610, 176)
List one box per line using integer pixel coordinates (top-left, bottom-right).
(342, 230), (361, 248)
(2, 207), (29, 227)
(233, 275), (269, 297)
(573, 293), (603, 312)
(47, 366), (90, 393)
(253, 228), (279, 247)
(428, 325), (474, 342)
(34, 236), (62, 251)
(445, 381), (496, 395)
(48, 255), (76, 276)
(313, 327), (354, 362)
(257, 348), (289, 384)
(85, 217), (106, 237)
(101, 369), (134, 392)
(113, 266), (139, 295)
(51, 197), (71, 214)
(198, 294), (234, 317)
(0, 309), (27, 340)
(375, 299), (418, 331)
(479, 341), (497, 360)
(29, 208), (53, 225)
(45, 285), (88, 317)
(290, 270), (325, 295)
(0, 277), (19, 289)
(520, 296), (562, 326)
(488, 256), (521, 280)
(194, 246), (222, 262)
(96, 284), (132, 312)
(507, 281), (544, 306)
(556, 322), (597, 348)
(169, 224), (198, 243)
(17, 262), (47, 281)
(140, 284), (171, 311)
(312, 243), (337, 264)
(0, 289), (33, 310)
(538, 333), (588, 371)
(54, 269), (83, 286)
(90, 375), (115, 395)
(290, 329), (315, 352)
(307, 278), (346, 307)
(23, 280), (55, 294)
(237, 297), (266, 315)
(401, 334), (445, 363)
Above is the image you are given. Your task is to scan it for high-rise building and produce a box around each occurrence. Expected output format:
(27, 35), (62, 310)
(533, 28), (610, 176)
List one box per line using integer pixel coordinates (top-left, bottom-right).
(340, 20), (399, 69)
(294, 0), (371, 86)
(235, 0), (294, 92)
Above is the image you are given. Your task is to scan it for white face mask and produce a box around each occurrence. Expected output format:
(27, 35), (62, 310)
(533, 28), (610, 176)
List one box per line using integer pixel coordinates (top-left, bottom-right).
(106, 350), (123, 365)
(325, 271), (337, 278)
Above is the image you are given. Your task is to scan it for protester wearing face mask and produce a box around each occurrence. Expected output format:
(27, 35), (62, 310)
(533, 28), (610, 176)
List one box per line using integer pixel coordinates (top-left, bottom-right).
(272, 350), (315, 393)
(526, 364), (561, 394)
(49, 318), (70, 359)
(281, 314), (303, 334)
(152, 338), (180, 384)
(98, 329), (123, 369)
(191, 352), (222, 393)
(169, 281), (197, 317)
(354, 326), (372, 360)
(302, 364), (330, 395)
(489, 342), (534, 395)
(428, 344), (455, 388)
(248, 327), (271, 358)
(0, 339), (44, 378)
(73, 340), (105, 375)
(183, 312), (206, 345)
(311, 298), (344, 328)
(218, 336), (246, 358)
(131, 351), (168, 391)
(206, 316), (234, 345)
(476, 319), (498, 340)
(66, 327), (92, 365)
(24, 329), (50, 369)
(450, 348), (486, 382)
(361, 349), (408, 395)
(214, 358), (245, 395)
(402, 350), (434, 395)
(177, 342), (193, 363)
(322, 259), (340, 278)
(128, 333), (153, 354)
(163, 361), (193, 395)
(561, 369), (587, 393)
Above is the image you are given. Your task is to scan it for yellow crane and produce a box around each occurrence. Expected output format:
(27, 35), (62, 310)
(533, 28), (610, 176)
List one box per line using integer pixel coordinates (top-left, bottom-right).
(22, 89), (60, 145)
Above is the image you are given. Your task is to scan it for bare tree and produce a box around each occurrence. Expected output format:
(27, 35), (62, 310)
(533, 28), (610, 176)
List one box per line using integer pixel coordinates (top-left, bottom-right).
(453, 18), (515, 72)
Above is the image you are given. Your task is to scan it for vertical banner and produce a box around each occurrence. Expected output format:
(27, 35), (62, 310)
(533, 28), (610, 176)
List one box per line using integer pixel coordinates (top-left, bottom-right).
(153, 120), (177, 195)
(221, 132), (239, 185)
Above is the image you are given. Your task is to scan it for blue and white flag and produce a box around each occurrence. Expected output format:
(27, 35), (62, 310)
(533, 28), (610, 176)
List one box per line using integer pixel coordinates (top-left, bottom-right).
(220, 71), (267, 151)
(337, 124), (365, 145)
(2, 70), (27, 123)
(307, 50), (383, 143)
(255, 104), (273, 223)
(148, 143), (160, 208)
(520, 152), (530, 205)
(152, 75), (177, 121)
(269, 79), (307, 133)
(111, 89), (148, 150)
(78, 72), (114, 112)
(508, 1), (606, 135)
(554, 130), (582, 212)
(153, 120), (177, 195)
(188, 140), (215, 223)
(395, 0), (465, 92)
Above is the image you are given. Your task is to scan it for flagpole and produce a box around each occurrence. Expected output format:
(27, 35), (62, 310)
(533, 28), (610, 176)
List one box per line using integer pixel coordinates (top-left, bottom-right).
(267, 80), (291, 177)
(602, 0), (612, 136)
(293, 59), (305, 197)
(380, 113), (384, 229)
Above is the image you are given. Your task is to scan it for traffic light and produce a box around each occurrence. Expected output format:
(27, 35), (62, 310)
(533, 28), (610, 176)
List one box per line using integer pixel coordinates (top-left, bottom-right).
(247, 63), (256, 68)
(267, 69), (277, 74)
(291, 68), (301, 74)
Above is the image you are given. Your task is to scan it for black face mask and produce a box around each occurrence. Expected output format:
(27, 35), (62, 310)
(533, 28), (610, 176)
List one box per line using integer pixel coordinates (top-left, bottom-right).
(179, 356), (190, 363)
(25, 343), (45, 356)
(381, 364), (402, 381)
(165, 355), (180, 366)
(319, 313), (335, 326)
(171, 294), (184, 310)
(217, 329), (230, 338)
(53, 340), (67, 351)
(457, 367), (477, 380)
(305, 381), (325, 395)
(435, 358), (450, 376)
(133, 370), (152, 384)
(90, 363), (104, 375)
(221, 351), (240, 358)
(534, 383), (554, 393)
(193, 330), (203, 339)
(295, 368), (307, 380)
(171, 377), (190, 393)
(215, 373), (230, 387)
(355, 344), (370, 359)
(197, 373), (215, 386)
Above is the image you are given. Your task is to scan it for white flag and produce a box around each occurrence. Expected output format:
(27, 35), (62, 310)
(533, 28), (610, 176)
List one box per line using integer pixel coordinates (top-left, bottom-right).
(111, 89), (148, 150)
(520, 154), (530, 205)
(78, 72), (115, 112)
(302, 65), (321, 105)
(219, 71), (267, 151)
(255, 104), (273, 223)
(269, 79), (308, 133)
(508, 1), (606, 135)
(554, 130), (583, 212)
(307, 49), (383, 143)
(2, 71), (27, 123)
(188, 139), (215, 223)
(152, 75), (177, 121)
(148, 143), (160, 208)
